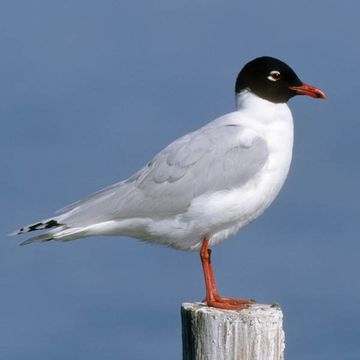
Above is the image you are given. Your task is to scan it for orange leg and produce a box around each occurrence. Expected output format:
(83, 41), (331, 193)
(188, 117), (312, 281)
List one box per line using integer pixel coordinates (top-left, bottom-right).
(200, 238), (255, 310)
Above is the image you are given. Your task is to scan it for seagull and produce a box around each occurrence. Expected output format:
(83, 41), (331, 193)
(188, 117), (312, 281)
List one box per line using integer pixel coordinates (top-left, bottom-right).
(12, 56), (326, 310)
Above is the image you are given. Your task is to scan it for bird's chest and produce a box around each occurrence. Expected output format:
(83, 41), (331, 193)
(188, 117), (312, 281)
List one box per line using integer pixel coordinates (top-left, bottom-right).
(205, 115), (294, 229)
(250, 123), (294, 209)
(198, 120), (293, 248)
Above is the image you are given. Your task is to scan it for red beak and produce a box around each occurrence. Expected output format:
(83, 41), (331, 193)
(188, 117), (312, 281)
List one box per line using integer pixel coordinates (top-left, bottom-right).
(289, 83), (326, 99)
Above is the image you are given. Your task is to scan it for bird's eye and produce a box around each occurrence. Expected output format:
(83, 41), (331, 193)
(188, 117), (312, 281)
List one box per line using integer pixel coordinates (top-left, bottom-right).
(268, 71), (281, 82)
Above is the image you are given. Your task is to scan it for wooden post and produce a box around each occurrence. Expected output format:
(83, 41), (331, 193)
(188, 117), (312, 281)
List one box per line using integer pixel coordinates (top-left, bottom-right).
(181, 303), (285, 360)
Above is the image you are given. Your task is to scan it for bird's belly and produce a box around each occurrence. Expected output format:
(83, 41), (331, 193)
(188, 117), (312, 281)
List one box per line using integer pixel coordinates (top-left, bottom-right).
(141, 146), (292, 251)
(191, 156), (291, 248)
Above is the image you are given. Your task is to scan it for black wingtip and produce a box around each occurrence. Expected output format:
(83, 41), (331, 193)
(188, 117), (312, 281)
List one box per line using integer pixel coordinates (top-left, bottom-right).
(10, 219), (61, 236)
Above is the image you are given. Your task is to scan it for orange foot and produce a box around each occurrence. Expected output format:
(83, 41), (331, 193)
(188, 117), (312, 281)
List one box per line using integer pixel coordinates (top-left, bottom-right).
(204, 294), (255, 310)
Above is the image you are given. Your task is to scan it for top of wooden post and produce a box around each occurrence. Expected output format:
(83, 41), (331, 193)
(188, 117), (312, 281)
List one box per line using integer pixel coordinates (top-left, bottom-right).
(181, 302), (285, 360)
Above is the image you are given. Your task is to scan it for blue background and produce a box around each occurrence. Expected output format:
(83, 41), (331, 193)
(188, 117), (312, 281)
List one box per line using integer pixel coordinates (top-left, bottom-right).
(1, 1), (359, 359)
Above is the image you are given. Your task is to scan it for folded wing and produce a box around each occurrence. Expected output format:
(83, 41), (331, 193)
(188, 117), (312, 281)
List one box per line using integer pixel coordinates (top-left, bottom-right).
(57, 121), (269, 227)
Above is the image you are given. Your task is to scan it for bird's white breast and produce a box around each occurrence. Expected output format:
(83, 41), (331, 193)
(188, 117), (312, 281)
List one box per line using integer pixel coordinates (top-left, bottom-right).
(148, 92), (294, 251)
(202, 93), (294, 249)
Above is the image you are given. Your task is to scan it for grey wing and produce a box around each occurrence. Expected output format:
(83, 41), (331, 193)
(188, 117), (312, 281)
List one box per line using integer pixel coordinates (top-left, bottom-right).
(58, 124), (268, 226)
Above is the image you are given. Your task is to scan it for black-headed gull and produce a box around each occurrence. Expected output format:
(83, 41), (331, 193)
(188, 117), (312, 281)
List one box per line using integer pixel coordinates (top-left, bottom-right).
(13, 56), (326, 310)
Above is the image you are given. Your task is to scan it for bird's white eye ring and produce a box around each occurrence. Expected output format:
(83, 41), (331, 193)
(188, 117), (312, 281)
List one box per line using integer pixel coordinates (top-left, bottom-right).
(268, 70), (281, 81)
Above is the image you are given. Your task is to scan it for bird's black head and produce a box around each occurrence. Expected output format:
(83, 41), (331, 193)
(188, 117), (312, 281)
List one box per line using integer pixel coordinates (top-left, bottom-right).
(235, 56), (326, 103)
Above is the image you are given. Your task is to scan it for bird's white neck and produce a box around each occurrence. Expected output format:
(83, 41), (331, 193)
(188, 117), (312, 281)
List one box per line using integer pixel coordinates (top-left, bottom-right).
(235, 90), (287, 110)
(235, 90), (292, 127)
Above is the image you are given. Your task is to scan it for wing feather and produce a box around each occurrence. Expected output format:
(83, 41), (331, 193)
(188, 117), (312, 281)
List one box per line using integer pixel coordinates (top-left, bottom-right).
(58, 120), (268, 226)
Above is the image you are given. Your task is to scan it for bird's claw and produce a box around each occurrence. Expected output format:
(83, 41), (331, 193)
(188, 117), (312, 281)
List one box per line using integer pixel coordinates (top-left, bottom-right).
(202, 294), (255, 310)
